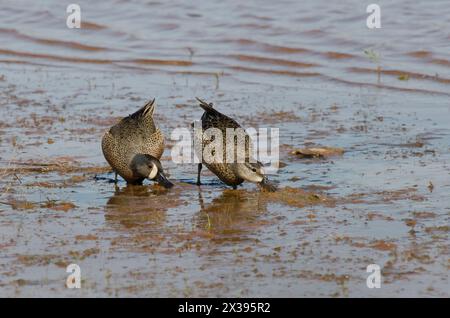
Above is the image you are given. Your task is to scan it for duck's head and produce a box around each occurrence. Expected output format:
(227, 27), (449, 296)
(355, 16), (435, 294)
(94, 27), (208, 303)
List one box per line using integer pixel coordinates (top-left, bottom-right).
(234, 161), (277, 191)
(234, 162), (265, 183)
(132, 154), (174, 188)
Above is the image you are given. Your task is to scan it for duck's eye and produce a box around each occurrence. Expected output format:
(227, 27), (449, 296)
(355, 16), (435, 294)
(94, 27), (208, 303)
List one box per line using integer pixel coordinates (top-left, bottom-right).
(251, 168), (257, 172)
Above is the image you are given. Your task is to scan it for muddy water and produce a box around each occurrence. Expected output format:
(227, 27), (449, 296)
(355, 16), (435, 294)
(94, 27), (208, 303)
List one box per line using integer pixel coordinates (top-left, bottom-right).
(0, 0), (449, 297)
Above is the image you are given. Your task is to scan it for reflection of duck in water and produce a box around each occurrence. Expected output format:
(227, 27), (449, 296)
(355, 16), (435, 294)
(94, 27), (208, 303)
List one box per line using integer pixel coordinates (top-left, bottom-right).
(101, 99), (173, 188)
(105, 184), (172, 229)
(196, 189), (268, 235)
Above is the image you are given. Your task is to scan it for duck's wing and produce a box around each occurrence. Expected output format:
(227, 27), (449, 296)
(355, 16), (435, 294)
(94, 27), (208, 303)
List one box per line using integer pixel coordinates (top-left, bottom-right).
(197, 98), (257, 163)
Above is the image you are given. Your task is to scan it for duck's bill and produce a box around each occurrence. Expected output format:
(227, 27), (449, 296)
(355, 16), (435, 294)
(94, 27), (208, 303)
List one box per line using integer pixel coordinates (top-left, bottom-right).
(156, 173), (174, 188)
(260, 178), (277, 192)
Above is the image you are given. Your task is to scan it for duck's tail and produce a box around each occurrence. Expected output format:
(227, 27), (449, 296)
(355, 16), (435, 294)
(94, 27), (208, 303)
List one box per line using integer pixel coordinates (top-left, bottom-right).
(131, 98), (156, 119)
(196, 97), (215, 112)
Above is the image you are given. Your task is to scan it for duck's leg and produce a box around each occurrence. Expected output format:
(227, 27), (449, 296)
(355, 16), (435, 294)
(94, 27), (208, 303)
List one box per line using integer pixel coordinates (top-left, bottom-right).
(114, 172), (118, 184)
(232, 185), (237, 190)
(196, 163), (202, 185)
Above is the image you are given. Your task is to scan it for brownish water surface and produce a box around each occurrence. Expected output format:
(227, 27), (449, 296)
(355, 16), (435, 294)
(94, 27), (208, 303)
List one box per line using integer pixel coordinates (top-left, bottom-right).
(0, 0), (449, 297)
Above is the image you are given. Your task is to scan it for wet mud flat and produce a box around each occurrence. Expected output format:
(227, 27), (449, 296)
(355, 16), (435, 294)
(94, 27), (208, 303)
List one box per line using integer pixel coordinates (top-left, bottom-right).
(0, 0), (450, 297)
(0, 65), (448, 297)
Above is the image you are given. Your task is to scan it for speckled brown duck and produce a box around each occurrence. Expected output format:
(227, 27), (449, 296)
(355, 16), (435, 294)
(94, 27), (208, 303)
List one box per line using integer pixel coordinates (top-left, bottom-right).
(195, 98), (276, 191)
(102, 99), (173, 188)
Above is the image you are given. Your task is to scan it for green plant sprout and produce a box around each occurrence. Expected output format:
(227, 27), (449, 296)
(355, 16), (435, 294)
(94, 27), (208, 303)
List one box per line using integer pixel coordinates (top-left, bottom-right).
(364, 49), (381, 83)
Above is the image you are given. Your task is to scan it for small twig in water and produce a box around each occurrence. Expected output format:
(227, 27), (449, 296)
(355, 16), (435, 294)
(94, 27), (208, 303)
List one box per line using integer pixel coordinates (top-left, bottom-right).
(13, 173), (21, 184)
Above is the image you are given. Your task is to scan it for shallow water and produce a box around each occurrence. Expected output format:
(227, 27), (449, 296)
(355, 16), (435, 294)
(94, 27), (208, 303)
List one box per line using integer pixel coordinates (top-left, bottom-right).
(0, 0), (449, 297)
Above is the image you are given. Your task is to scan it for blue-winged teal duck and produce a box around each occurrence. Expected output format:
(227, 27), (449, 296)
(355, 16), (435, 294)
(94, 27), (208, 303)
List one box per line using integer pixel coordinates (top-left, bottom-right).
(195, 98), (276, 191)
(102, 99), (173, 188)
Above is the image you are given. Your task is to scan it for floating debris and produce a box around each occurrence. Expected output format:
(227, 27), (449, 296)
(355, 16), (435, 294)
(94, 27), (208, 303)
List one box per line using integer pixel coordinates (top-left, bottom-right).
(290, 147), (344, 158)
(428, 181), (434, 192)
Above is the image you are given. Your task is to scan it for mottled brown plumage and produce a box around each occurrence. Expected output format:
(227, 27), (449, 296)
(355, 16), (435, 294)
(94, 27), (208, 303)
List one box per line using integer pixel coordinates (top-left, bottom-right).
(195, 98), (276, 191)
(102, 99), (171, 186)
